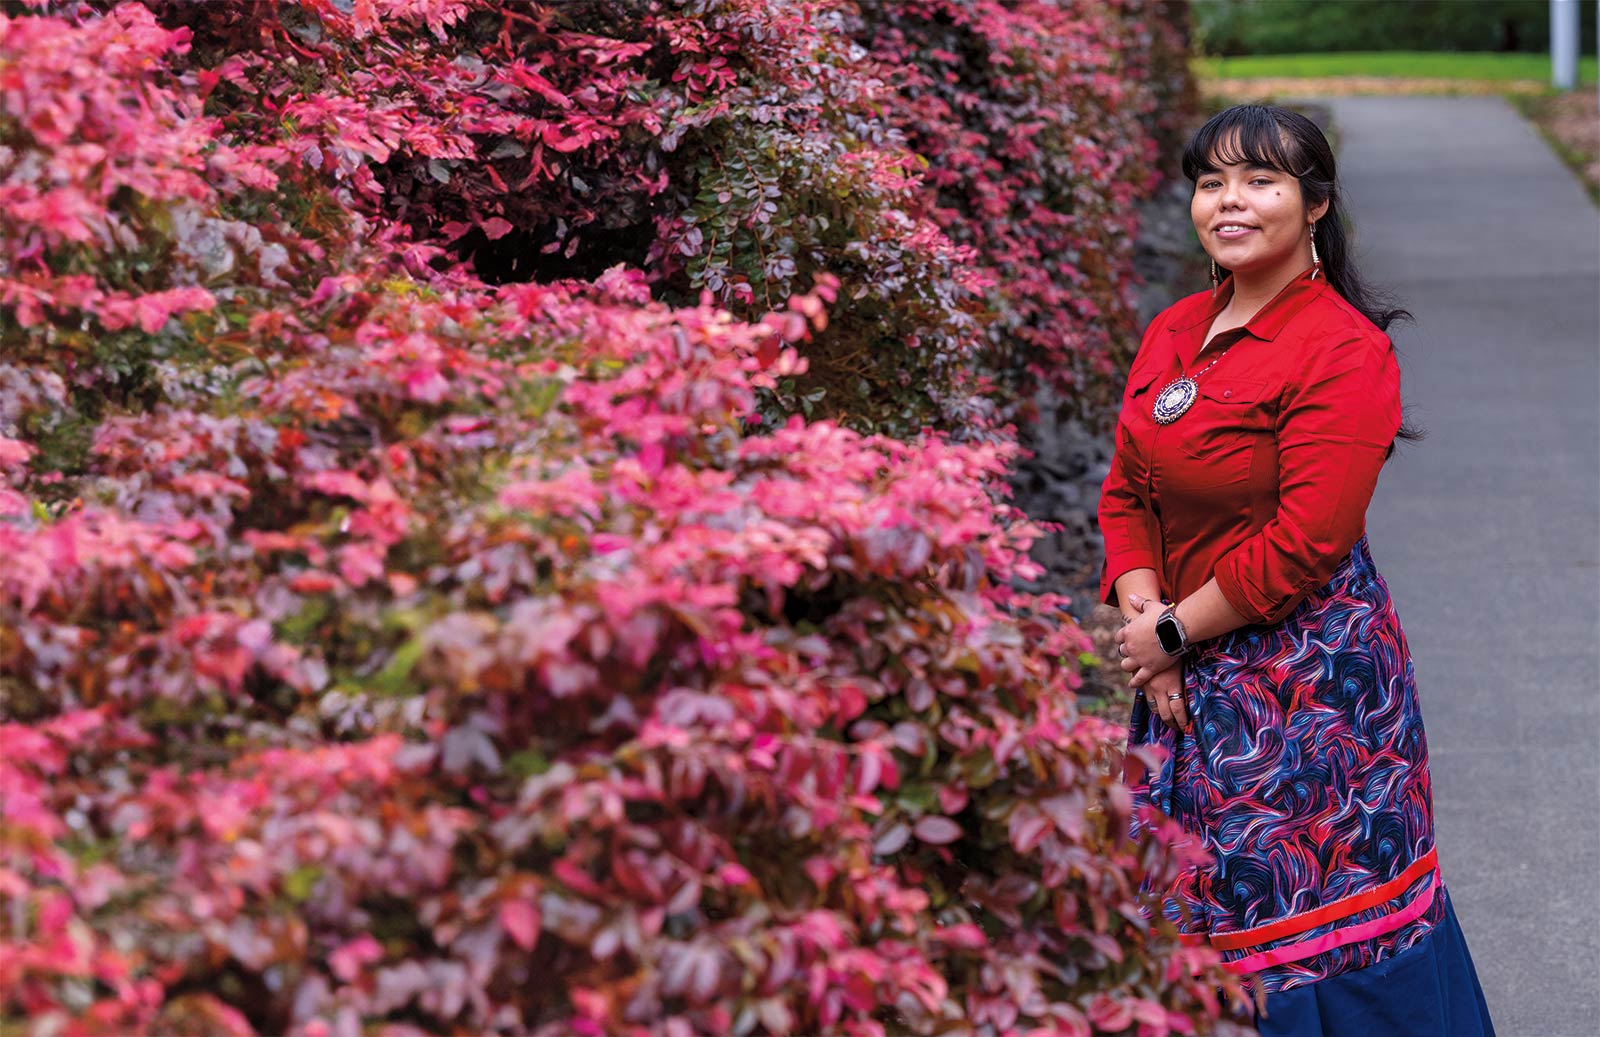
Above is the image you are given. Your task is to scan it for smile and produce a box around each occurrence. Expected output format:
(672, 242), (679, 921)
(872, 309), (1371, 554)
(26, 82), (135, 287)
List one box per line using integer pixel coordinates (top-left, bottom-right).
(1215, 224), (1257, 238)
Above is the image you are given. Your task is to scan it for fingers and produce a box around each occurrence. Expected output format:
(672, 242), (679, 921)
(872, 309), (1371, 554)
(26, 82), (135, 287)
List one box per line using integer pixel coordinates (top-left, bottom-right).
(1153, 688), (1179, 729)
(1142, 667), (1189, 732)
(1169, 684), (1190, 731)
(1152, 681), (1177, 729)
(1122, 652), (1174, 679)
(1167, 672), (1190, 731)
(1115, 629), (1143, 675)
(1151, 680), (1177, 729)
(1117, 598), (1188, 731)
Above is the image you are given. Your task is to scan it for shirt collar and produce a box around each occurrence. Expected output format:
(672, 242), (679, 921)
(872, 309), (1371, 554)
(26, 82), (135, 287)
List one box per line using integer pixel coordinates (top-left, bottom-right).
(1169, 264), (1326, 343)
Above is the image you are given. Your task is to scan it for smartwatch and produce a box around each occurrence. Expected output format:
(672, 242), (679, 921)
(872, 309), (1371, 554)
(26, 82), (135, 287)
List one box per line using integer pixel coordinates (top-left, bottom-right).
(1155, 605), (1191, 657)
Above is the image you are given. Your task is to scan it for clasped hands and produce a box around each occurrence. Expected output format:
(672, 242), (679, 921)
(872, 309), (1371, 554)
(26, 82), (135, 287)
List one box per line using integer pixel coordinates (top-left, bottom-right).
(1114, 592), (1190, 732)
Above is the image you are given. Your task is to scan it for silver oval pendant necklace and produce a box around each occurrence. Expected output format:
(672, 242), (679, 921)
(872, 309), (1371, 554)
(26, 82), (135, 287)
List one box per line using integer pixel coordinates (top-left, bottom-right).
(1152, 338), (1235, 425)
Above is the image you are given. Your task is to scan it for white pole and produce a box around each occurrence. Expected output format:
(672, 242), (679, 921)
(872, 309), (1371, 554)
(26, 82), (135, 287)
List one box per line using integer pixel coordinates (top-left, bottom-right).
(1552, 0), (1579, 89)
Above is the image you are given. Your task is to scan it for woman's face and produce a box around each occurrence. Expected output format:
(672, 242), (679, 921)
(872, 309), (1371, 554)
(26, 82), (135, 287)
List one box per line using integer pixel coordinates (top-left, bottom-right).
(1190, 144), (1328, 281)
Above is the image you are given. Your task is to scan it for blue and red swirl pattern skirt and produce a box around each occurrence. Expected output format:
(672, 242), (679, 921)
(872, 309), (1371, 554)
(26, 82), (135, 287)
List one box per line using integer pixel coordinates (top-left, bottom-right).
(1127, 535), (1494, 1030)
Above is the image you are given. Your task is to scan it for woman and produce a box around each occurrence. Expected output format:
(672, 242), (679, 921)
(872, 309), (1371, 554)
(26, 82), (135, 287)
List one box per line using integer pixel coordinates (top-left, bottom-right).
(1100, 104), (1495, 1035)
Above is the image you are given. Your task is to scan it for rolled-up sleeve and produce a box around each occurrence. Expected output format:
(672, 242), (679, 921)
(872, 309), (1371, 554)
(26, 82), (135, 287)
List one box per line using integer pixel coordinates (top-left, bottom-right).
(1098, 417), (1159, 609)
(1213, 324), (1402, 625)
(1097, 315), (1167, 610)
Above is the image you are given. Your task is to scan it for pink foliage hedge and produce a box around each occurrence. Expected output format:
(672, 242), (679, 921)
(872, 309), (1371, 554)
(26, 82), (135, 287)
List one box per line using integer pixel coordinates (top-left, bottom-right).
(138, 0), (1187, 436)
(1, 2), (1256, 1035)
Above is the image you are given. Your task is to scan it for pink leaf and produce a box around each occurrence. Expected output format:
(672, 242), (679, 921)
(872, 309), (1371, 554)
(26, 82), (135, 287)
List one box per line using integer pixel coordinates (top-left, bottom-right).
(500, 899), (541, 952)
(932, 922), (988, 949)
(1009, 804), (1051, 854)
(1087, 993), (1133, 1031)
(913, 815), (962, 845)
(328, 935), (382, 983)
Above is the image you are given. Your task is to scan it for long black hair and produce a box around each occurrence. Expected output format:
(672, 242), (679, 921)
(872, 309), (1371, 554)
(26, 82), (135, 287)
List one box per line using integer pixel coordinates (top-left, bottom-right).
(1181, 104), (1424, 454)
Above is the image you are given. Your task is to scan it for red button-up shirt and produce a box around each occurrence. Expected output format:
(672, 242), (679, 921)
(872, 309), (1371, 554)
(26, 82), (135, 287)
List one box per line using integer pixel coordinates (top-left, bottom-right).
(1098, 266), (1403, 625)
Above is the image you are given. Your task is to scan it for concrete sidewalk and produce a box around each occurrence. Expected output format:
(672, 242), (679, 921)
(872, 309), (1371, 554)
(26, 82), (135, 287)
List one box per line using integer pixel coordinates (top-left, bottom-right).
(1316, 95), (1600, 1036)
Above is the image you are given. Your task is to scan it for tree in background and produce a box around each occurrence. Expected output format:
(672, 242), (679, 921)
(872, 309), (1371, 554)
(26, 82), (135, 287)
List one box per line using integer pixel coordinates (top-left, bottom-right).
(1193, 0), (1598, 57)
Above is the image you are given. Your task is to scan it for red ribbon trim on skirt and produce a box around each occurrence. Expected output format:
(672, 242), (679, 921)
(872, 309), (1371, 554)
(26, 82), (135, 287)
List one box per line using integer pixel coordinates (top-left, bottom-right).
(1171, 847), (1443, 970)
(1208, 846), (1439, 952)
(1220, 867), (1440, 974)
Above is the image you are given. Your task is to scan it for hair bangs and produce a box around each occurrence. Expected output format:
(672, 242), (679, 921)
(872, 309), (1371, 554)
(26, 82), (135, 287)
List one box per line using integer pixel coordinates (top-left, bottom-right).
(1181, 105), (1306, 182)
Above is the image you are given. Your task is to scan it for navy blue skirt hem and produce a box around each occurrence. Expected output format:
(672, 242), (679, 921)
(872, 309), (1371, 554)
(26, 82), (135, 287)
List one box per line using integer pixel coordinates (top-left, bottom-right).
(1250, 886), (1495, 1037)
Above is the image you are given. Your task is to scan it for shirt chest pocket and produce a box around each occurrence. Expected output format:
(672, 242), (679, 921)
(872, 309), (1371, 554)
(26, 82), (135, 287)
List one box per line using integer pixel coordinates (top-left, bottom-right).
(1172, 377), (1274, 474)
(1121, 367), (1162, 421)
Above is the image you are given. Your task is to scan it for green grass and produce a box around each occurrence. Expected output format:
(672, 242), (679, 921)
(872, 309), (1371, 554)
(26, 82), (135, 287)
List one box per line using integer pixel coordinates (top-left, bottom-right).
(1194, 50), (1598, 85)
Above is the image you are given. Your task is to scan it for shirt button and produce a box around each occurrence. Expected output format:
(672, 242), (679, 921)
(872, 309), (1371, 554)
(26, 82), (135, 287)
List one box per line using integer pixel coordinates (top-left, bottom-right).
(1223, 389), (1233, 398)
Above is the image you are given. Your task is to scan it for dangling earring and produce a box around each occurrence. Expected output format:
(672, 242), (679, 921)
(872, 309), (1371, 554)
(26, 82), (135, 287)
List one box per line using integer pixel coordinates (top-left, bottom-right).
(1309, 222), (1322, 280)
(1210, 257), (1220, 296)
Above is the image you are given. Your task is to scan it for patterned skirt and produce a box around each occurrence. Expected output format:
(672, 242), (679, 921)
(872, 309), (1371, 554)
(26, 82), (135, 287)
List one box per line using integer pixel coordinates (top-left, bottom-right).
(1126, 535), (1494, 1031)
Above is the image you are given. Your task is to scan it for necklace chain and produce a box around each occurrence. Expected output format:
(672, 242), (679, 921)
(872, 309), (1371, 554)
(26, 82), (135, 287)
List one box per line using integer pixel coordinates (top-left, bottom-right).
(1190, 334), (1236, 380)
